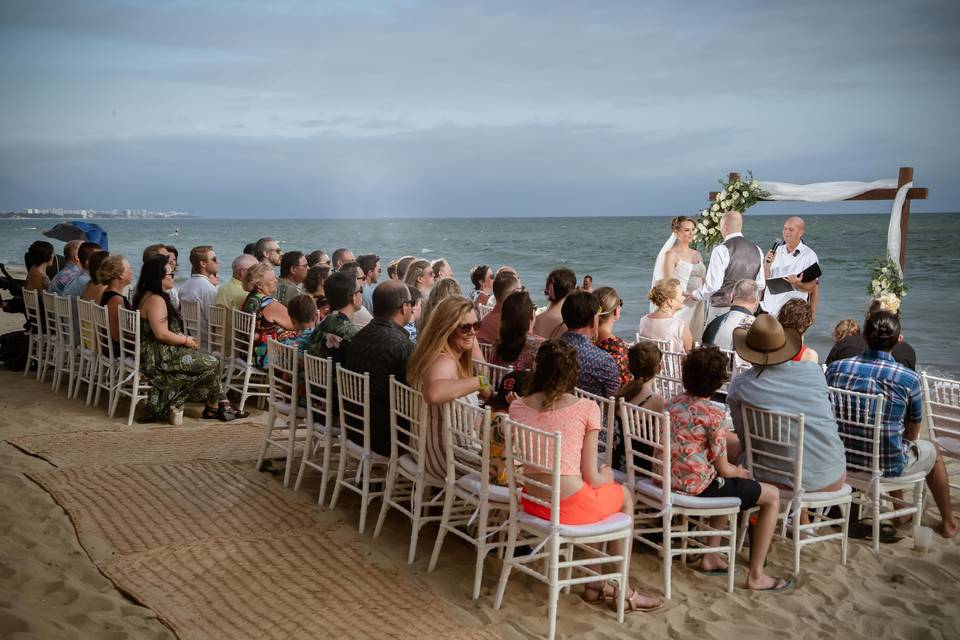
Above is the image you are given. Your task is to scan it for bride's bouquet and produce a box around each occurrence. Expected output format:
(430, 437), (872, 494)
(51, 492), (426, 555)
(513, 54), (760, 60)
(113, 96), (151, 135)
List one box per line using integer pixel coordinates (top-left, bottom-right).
(694, 171), (768, 250)
(868, 256), (907, 313)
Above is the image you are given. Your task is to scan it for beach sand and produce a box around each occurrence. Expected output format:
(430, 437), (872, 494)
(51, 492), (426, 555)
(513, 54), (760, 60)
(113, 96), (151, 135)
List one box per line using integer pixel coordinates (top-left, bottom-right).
(1, 307), (959, 640)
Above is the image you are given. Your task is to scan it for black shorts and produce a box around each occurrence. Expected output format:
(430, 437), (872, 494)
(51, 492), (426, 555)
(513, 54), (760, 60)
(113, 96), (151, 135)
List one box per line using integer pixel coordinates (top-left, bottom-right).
(698, 476), (761, 511)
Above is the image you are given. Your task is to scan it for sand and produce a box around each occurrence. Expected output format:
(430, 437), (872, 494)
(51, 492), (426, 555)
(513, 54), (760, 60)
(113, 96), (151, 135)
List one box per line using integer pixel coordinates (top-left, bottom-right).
(1, 307), (959, 640)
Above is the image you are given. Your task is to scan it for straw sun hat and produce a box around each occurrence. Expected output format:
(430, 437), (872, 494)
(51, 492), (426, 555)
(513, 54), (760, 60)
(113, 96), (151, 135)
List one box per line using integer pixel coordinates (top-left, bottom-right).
(732, 314), (802, 368)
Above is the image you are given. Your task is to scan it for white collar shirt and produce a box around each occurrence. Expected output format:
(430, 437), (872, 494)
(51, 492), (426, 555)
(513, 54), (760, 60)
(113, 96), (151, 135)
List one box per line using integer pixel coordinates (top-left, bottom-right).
(760, 240), (819, 315)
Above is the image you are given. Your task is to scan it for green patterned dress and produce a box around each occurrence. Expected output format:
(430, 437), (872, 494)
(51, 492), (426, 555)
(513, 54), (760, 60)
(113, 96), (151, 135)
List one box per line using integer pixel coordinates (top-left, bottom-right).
(140, 314), (223, 416)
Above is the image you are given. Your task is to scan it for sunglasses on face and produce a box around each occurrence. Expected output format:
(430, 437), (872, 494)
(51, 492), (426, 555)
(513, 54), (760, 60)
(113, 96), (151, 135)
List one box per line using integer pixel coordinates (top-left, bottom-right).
(456, 321), (482, 334)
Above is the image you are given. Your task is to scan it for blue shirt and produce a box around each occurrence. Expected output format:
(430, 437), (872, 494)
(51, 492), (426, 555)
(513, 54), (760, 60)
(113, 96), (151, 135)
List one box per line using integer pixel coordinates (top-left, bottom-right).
(62, 272), (91, 298)
(559, 332), (619, 398)
(825, 348), (923, 477)
(48, 263), (81, 294)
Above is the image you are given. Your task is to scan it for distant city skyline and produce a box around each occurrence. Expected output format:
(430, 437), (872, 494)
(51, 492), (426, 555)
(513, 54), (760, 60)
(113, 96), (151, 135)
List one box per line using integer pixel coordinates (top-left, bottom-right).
(1, 1), (958, 218)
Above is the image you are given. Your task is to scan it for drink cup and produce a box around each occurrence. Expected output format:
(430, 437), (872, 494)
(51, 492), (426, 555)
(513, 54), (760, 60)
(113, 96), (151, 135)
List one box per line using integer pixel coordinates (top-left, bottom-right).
(913, 525), (933, 552)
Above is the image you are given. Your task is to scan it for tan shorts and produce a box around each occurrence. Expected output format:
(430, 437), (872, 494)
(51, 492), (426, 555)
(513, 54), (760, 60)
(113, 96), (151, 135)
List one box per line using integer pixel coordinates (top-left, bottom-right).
(900, 439), (936, 477)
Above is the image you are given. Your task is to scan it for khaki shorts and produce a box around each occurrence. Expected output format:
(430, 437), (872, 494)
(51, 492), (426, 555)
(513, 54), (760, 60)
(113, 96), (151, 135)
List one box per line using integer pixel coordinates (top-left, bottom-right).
(900, 439), (936, 477)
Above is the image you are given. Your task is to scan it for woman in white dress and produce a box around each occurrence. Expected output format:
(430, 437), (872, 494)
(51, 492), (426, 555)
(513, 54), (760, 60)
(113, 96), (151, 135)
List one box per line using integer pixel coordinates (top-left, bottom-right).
(637, 277), (693, 354)
(651, 216), (706, 341)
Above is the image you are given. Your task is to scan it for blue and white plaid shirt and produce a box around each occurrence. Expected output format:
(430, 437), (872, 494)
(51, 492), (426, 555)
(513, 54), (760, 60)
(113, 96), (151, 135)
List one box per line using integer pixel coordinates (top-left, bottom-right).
(825, 348), (923, 477)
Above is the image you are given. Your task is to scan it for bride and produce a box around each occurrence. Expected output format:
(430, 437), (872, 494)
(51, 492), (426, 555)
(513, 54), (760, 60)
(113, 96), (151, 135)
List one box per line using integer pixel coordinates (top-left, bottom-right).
(651, 216), (706, 340)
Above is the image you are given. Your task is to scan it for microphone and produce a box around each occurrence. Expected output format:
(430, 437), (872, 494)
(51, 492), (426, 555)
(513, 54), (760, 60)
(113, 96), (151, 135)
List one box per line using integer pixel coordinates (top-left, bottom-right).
(769, 240), (782, 254)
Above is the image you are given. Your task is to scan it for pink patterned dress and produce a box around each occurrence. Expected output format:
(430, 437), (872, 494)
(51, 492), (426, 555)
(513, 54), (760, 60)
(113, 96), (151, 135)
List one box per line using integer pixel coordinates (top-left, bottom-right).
(667, 393), (727, 495)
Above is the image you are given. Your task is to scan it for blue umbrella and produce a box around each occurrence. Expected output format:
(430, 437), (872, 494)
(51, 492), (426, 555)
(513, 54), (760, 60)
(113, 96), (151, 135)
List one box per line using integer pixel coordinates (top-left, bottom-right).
(43, 221), (109, 250)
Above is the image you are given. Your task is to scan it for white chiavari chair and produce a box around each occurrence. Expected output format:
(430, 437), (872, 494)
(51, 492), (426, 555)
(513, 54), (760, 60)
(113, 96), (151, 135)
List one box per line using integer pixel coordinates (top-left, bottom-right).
(22, 288), (45, 379)
(294, 354), (339, 504)
(256, 339), (308, 487)
(111, 307), (152, 426)
(224, 308), (269, 412)
(923, 372), (960, 491)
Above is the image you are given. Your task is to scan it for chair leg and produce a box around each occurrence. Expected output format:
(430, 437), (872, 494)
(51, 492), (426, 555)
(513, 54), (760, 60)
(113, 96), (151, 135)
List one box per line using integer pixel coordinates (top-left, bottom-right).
(872, 497), (881, 553)
(727, 513), (737, 594)
(358, 458), (372, 534)
(407, 477), (425, 564)
(840, 501), (850, 566)
(792, 509), (801, 578)
(428, 483), (455, 575)
(282, 415), (297, 488)
(126, 377), (138, 426)
(616, 533), (631, 624)
(256, 409), (277, 472)
(328, 441), (348, 509)
(318, 435), (334, 506)
(493, 521), (518, 610)
(374, 461), (398, 539)
(293, 426), (314, 492)
(911, 480), (924, 530)
(662, 512), (672, 600)
(546, 536), (560, 640)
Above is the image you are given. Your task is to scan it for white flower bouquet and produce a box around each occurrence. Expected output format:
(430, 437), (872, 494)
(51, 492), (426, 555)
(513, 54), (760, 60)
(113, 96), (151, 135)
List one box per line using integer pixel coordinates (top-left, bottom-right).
(867, 255), (907, 312)
(694, 171), (768, 250)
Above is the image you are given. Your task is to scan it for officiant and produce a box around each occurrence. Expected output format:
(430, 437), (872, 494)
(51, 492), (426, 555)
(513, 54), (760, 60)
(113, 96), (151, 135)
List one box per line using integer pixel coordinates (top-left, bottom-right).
(760, 216), (820, 318)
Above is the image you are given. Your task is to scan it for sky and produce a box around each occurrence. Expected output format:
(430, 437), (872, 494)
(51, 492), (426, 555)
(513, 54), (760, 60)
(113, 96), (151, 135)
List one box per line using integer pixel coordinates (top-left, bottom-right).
(1, 0), (958, 218)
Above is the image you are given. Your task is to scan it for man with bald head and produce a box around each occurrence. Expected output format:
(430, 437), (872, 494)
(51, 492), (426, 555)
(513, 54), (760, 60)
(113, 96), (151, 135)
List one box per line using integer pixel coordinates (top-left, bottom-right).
(690, 210), (765, 323)
(760, 216), (820, 318)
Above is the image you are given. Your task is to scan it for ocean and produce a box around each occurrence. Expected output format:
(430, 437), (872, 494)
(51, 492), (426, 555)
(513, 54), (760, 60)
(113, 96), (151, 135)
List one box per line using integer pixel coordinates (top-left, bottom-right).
(2, 213), (958, 376)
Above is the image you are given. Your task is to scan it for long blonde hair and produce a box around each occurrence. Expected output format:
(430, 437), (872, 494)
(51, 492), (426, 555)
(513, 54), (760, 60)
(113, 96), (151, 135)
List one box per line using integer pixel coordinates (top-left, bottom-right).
(403, 259), (431, 289)
(418, 277), (463, 331)
(407, 295), (476, 386)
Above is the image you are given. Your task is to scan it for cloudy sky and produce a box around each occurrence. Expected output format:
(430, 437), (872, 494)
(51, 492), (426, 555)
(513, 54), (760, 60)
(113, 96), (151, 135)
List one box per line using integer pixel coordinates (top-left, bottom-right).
(1, 0), (958, 217)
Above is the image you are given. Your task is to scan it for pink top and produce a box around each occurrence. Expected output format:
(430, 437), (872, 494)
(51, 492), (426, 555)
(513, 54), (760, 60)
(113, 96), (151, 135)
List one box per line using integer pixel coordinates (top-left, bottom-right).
(637, 314), (687, 353)
(509, 397), (601, 475)
(668, 393), (728, 495)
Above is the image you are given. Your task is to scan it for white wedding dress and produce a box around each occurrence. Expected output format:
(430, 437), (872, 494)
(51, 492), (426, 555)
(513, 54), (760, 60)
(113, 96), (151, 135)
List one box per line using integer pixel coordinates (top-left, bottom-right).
(673, 259), (706, 341)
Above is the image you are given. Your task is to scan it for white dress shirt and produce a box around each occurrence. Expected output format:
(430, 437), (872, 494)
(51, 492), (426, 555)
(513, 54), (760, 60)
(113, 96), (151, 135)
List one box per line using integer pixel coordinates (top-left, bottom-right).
(760, 240), (818, 316)
(178, 274), (218, 343)
(692, 232), (766, 302)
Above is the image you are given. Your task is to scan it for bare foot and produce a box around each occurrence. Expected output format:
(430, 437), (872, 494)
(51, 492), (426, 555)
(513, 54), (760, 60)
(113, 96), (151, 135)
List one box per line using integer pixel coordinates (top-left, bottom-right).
(940, 518), (959, 539)
(697, 552), (728, 572)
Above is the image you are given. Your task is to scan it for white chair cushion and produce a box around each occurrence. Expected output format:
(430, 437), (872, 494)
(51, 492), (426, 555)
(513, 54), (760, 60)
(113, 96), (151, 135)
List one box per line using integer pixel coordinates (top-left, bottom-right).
(311, 421), (339, 436)
(848, 468), (927, 487)
(779, 484), (853, 503)
(398, 454), (445, 485)
(634, 477), (741, 509)
(457, 472), (510, 503)
(272, 401), (307, 418)
(937, 436), (960, 456)
(345, 439), (389, 463)
(612, 469), (627, 484)
(518, 510), (633, 537)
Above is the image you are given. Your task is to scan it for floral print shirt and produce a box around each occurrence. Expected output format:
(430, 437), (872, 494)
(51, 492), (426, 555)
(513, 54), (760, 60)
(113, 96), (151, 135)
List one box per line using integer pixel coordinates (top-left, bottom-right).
(668, 393), (728, 496)
(308, 311), (358, 364)
(595, 335), (633, 387)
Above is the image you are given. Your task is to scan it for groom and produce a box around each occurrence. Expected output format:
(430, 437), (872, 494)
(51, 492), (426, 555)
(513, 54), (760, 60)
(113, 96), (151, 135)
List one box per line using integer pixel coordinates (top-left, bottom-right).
(689, 210), (765, 324)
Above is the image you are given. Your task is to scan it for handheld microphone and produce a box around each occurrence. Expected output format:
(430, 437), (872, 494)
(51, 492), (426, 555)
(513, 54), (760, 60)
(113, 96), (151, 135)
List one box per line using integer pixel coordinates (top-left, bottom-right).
(769, 240), (782, 254)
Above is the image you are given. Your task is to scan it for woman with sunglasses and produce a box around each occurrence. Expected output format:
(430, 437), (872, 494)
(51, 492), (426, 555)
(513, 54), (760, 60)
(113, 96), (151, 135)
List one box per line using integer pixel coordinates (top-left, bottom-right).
(594, 286), (632, 386)
(407, 295), (493, 480)
(133, 255), (244, 423)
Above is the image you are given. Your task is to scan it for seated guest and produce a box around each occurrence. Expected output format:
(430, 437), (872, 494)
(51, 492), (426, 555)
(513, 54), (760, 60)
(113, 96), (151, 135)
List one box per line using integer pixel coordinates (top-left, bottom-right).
(386, 259), (399, 281)
(262, 295), (318, 405)
(276, 250), (308, 306)
(469, 264), (494, 305)
(338, 261), (373, 328)
(80, 250), (110, 303)
(594, 286), (631, 386)
(701, 279), (760, 350)
(216, 255), (257, 310)
(62, 242), (101, 298)
(97, 255), (133, 353)
(490, 290), (544, 370)
(24, 241), (55, 293)
(303, 264), (331, 320)
(331, 247), (355, 270)
(255, 237), (283, 266)
(179, 245), (219, 346)
(357, 253), (381, 312)
(307, 271), (361, 364)
(826, 310), (957, 539)
(777, 299), (819, 363)
(508, 340), (661, 611)
(407, 296), (492, 481)
(431, 258), (454, 280)
(831, 318), (860, 344)
(306, 249), (329, 268)
(559, 290), (619, 398)
(403, 259), (435, 298)
(533, 267), (577, 340)
(476, 271), (520, 344)
(242, 262), (295, 369)
(727, 315), (846, 501)
(826, 300), (917, 370)
(419, 276), (463, 332)
(345, 281), (416, 457)
(133, 256), (243, 423)
(404, 286), (423, 342)
(638, 277), (693, 353)
(611, 341), (665, 473)
(48, 240), (83, 294)
(669, 346), (789, 590)
(243, 242), (258, 257)
(395, 255), (416, 282)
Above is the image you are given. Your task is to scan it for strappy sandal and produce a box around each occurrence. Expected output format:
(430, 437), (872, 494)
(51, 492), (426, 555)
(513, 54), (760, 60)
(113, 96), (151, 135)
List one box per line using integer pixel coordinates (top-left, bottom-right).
(582, 583), (616, 605)
(201, 405), (239, 422)
(607, 586), (663, 613)
(219, 401), (249, 419)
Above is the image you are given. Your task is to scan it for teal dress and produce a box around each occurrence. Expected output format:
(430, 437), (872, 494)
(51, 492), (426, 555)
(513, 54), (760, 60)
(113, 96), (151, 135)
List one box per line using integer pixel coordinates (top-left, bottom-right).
(140, 314), (222, 416)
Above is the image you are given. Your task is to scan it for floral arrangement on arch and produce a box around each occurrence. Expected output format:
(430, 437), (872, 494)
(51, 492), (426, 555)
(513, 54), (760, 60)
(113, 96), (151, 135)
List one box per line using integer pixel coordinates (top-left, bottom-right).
(867, 256), (907, 314)
(694, 171), (768, 250)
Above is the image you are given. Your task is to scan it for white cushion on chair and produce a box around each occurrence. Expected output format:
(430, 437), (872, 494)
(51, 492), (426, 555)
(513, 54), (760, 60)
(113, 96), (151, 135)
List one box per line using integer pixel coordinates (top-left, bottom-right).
(457, 473), (510, 503)
(612, 469), (627, 484)
(311, 421), (339, 436)
(848, 468), (927, 487)
(345, 439), (389, 463)
(399, 454), (444, 485)
(634, 477), (741, 509)
(938, 436), (960, 456)
(780, 484), (853, 503)
(273, 401), (307, 418)
(518, 510), (633, 537)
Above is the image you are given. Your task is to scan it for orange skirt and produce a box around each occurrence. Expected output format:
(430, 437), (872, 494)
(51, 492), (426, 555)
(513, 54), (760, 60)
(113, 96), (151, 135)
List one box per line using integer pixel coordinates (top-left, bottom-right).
(522, 482), (624, 525)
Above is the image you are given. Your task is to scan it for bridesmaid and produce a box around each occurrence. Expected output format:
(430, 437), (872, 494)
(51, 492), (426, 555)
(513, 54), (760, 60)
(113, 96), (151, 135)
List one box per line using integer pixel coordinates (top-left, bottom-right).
(661, 216), (706, 341)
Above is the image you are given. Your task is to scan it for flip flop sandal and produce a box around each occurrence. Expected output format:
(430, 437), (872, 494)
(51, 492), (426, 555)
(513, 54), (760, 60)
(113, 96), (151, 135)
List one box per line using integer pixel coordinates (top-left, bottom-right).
(749, 576), (794, 593)
(848, 521), (899, 543)
(692, 564), (744, 577)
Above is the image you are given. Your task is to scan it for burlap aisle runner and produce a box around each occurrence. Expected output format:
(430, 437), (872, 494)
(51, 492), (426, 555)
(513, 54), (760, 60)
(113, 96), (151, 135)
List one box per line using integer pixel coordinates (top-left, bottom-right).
(9, 422), (281, 468)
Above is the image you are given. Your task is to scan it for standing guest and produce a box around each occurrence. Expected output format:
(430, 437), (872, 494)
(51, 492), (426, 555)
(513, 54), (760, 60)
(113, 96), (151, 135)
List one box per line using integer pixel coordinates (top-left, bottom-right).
(761, 217), (820, 318)
(777, 299), (819, 363)
(133, 256), (243, 423)
(307, 271), (361, 364)
(331, 247), (355, 270)
(407, 296), (492, 481)
(533, 267), (577, 340)
(97, 254), (133, 352)
(345, 281), (416, 457)
(339, 261), (373, 328)
(306, 249), (330, 268)
(403, 259), (435, 297)
(255, 237), (283, 266)
(179, 245), (220, 346)
(559, 290), (619, 398)
(405, 287), (423, 342)
(594, 286), (631, 386)
(826, 310), (957, 539)
(395, 255), (417, 282)
(386, 259), (399, 281)
(668, 346), (789, 590)
(689, 210), (765, 324)
(25, 241), (55, 292)
(241, 262), (295, 369)
(357, 253), (381, 312)
(490, 290), (544, 370)
(701, 279), (760, 351)
(638, 277), (693, 353)
(62, 242), (101, 298)
(476, 272), (521, 344)
(655, 216), (707, 340)
(581, 274), (593, 292)
(419, 277), (463, 332)
(469, 264), (494, 305)
(48, 239), (83, 294)
(826, 300), (917, 370)
(432, 258), (454, 280)
(80, 250), (110, 303)
(276, 251), (308, 306)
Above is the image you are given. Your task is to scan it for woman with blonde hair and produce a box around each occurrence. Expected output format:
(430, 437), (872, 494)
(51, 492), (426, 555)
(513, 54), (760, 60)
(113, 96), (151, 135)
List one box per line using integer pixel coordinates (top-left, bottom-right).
(402, 258), (435, 296)
(407, 295), (492, 479)
(638, 277), (693, 352)
(418, 276), (462, 332)
(241, 262), (295, 368)
(594, 286), (631, 386)
(97, 254), (133, 350)
(80, 250), (110, 303)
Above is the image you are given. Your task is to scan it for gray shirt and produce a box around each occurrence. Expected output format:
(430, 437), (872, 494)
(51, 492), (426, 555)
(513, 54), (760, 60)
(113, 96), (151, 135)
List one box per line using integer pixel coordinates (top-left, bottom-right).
(727, 360), (846, 491)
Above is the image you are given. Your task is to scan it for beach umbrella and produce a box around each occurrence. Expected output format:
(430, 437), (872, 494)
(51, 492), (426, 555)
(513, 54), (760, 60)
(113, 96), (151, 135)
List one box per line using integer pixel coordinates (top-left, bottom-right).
(43, 221), (109, 250)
